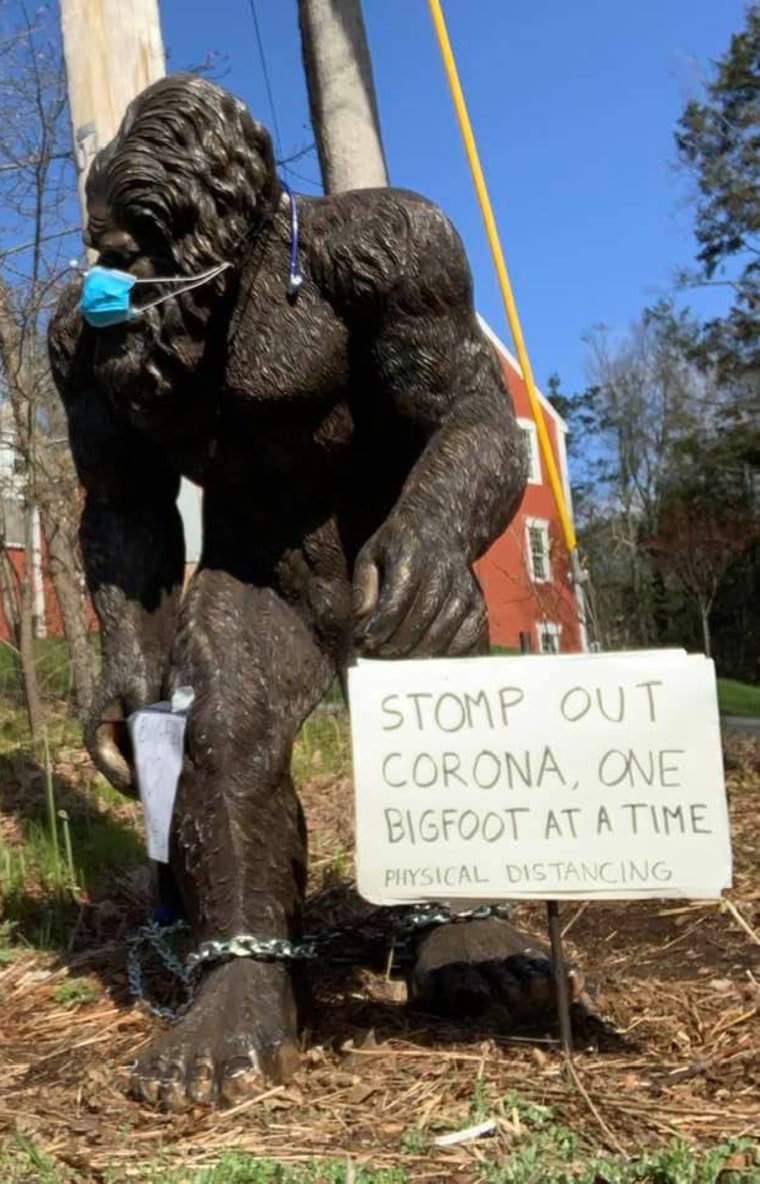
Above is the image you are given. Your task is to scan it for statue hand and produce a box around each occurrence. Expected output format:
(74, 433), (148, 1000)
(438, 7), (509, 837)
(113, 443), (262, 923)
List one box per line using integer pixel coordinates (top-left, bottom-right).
(352, 517), (488, 659)
(84, 682), (153, 798)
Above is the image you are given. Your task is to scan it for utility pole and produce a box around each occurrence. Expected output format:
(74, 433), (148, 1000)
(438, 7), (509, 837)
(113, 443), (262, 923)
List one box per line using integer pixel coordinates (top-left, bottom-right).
(59, 0), (165, 222)
(58, 0), (203, 575)
(298, 0), (389, 192)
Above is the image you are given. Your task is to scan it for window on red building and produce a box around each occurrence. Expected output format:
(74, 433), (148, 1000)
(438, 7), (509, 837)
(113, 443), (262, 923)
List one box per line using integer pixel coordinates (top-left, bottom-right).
(517, 417), (541, 484)
(525, 518), (550, 582)
(538, 621), (561, 653)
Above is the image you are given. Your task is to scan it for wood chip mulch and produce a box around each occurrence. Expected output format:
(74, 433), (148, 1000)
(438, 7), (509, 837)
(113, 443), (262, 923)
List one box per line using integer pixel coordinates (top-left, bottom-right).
(0, 734), (758, 1181)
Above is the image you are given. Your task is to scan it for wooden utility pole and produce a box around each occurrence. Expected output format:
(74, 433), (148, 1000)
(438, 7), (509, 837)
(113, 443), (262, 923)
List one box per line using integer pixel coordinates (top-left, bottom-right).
(298, 0), (388, 192)
(58, 0), (203, 572)
(59, 0), (165, 221)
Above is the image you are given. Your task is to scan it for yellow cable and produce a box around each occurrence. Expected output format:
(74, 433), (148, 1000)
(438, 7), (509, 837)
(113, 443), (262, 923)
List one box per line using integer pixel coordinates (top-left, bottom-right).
(427, 0), (577, 554)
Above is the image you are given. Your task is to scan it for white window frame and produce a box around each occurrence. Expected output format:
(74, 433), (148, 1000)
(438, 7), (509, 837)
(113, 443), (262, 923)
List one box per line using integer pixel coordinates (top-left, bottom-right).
(525, 516), (551, 584)
(537, 621), (562, 654)
(517, 417), (541, 484)
(0, 491), (25, 548)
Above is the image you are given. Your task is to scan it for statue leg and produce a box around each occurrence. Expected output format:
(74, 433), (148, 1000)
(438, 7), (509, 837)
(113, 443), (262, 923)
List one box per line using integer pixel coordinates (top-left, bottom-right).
(130, 567), (334, 1110)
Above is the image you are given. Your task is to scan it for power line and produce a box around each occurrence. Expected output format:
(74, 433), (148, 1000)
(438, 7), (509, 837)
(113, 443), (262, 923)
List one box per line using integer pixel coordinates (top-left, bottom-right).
(246, 0), (283, 163)
(281, 167), (321, 190)
(277, 141), (321, 189)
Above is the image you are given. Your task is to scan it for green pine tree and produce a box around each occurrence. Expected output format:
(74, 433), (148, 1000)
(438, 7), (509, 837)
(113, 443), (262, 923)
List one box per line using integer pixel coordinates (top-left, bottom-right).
(676, 3), (760, 395)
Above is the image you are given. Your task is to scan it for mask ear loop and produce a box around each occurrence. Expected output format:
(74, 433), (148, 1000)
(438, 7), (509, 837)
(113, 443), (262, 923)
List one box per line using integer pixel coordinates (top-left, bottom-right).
(132, 262), (232, 314)
(280, 181), (303, 297)
(124, 179), (301, 315)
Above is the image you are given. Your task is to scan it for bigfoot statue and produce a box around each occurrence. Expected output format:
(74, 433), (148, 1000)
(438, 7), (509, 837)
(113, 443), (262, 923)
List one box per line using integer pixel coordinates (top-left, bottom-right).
(50, 75), (562, 1109)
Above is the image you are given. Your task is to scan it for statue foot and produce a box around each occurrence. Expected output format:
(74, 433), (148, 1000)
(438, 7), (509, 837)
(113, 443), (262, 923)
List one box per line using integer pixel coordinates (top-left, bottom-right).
(130, 958), (300, 1110)
(408, 918), (584, 1025)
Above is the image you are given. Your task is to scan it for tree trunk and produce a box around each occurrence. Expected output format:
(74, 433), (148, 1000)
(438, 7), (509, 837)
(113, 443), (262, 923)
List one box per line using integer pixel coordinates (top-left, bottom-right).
(20, 500), (44, 746)
(46, 528), (96, 713)
(700, 601), (712, 658)
(36, 495), (97, 714)
(31, 376), (98, 715)
(0, 553), (19, 649)
(298, 0), (389, 193)
(0, 543), (24, 693)
(651, 566), (669, 646)
(0, 497), (21, 652)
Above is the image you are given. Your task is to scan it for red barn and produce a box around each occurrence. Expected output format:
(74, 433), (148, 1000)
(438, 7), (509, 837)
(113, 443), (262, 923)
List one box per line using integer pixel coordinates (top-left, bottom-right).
(475, 317), (586, 655)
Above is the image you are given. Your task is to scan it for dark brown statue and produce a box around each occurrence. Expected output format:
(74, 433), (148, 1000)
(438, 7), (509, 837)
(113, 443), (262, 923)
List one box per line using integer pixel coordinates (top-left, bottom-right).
(49, 75), (572, 1110)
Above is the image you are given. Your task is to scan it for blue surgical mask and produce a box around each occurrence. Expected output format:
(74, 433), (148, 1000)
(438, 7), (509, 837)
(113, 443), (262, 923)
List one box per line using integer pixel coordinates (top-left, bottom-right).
(80, 262), (231, 328)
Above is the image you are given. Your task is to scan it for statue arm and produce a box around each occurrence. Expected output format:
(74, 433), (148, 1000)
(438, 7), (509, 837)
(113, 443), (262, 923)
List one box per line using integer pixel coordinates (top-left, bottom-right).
(349, 206), (527, 655)
(368, 309), (525, 559)
(49, 288), (185, 791)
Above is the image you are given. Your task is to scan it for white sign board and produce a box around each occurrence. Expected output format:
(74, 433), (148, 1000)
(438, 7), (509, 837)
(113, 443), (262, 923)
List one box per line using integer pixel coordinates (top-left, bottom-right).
(348, 652), (732, 904)
(128, 702), (188, 863)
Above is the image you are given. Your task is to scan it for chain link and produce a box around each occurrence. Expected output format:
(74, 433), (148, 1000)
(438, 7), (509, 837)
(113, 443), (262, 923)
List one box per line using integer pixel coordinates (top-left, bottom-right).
(127, 902), (513, 1021)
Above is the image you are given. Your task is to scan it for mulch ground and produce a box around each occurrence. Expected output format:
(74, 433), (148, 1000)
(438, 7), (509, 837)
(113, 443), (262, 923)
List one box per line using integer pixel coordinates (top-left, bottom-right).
(0, 734), (759, 1181)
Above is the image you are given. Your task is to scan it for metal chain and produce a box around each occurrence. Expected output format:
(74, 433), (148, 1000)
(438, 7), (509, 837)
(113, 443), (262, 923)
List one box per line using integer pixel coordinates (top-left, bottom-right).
(187, 934), (320, 970)
(126, 919), (195, 1022)
(127, 902), (513, 1021)
(394, 901), (513, 931)
(186, 902), (513, 969)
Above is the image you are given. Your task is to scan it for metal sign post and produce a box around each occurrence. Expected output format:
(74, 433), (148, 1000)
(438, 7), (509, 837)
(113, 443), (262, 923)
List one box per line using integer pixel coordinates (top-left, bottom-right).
(547, 900), (574, 1060)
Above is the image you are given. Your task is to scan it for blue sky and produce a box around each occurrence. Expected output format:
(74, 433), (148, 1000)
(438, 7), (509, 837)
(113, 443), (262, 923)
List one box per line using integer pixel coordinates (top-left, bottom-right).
(160, 0), (747, 397)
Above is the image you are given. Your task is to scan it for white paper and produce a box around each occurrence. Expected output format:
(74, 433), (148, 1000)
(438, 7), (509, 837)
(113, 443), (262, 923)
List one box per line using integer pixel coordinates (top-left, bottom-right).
(348, 652), (732, 904)
(128, 703), (188, 862)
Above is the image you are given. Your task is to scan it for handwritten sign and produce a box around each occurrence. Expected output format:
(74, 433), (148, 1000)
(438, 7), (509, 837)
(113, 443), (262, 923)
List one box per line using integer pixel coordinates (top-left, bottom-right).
(348, 651), (732, 904)
(128, 703), (188, 862)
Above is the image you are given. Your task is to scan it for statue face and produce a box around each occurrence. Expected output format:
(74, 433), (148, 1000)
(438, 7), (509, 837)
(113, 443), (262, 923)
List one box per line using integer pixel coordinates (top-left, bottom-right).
(86, 213), (221, 410)
(80, 75), (277, 412)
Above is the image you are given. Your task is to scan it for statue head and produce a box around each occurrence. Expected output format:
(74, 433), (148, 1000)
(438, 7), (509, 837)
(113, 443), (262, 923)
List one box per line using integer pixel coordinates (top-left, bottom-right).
(82, 74), (279, 404)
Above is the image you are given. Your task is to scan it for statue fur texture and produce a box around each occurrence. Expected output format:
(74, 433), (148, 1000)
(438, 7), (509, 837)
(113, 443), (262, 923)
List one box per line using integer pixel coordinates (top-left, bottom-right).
(49, 75), (573, 1110)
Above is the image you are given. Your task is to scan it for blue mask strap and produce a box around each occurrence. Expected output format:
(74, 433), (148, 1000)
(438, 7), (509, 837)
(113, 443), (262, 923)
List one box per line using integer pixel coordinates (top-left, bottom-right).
(280, 180), (303, 298)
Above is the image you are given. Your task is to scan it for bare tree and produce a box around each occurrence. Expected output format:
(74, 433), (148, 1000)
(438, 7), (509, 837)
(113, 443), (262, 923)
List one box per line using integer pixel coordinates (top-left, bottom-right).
(0, 2), (96, 723)
(650, 504), (758, 657)
(0, 406), (43, 738)
(583, 302), (718, 646)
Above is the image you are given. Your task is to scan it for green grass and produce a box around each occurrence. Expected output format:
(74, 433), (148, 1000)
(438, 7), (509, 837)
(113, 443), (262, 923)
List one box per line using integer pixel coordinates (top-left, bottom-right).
(471, 1091), (760, 1184)
(0, 766), (142, 888)
(718, 677), (760, 718)
(476, 1135), (760, 1183)
(0, 635), (100, 700)
(0, 1143), (409, 1184)
(0, 1135), (62, 1183)
(156, 1159), (407, 1183)
(0, 693), (144, 951)
(291, 707), (352, 784)
(0, 690), (352, 956)
(3, 1121), (758, 1184)
(398, 1086), (760, 1184)
(51, 976), (99, 1008)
